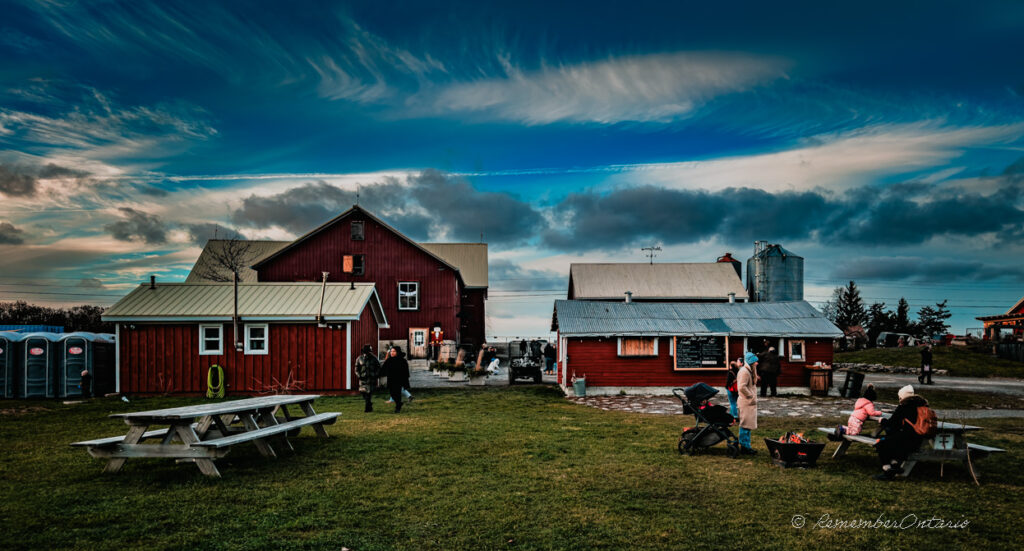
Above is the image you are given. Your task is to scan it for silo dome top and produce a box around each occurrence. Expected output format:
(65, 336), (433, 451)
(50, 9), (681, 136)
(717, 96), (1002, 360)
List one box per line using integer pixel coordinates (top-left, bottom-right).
(753, 244), (802, 259)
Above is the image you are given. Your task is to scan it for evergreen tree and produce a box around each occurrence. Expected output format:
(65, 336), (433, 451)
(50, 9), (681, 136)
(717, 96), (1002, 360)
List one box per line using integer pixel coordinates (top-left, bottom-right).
(820, 286), (843, 323)
(835, 281), (868, 329)
(917, 300), (952, 336)
(895, 298), (911, 333)
(865, 302), (894, 346)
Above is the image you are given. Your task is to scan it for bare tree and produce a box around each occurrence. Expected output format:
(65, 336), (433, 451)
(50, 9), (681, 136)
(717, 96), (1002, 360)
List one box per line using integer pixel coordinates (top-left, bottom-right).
(193, 237), (258, 282)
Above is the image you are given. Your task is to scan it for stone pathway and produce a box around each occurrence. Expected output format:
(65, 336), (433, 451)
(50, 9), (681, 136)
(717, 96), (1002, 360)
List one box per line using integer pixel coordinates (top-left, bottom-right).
(564, 394), (1024, 419)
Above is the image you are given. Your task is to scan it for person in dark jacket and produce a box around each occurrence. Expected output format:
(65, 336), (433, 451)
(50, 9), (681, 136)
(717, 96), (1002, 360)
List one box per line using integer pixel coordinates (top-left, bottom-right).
(543, 343), (556, 374)
(919, 345), (934, 385)
(355, 345), (380, 412)
(382, 346), (411, 413)
(758, 345), (781, 397)
(874, 385), (929, 480)
(79, 369), (93, 399)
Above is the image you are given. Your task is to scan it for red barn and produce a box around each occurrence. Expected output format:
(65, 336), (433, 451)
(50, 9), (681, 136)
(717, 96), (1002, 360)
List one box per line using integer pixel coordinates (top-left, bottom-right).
(551, 300), (842, 395)
(103, 283), (387, 395)
(187, 205), (488, 356)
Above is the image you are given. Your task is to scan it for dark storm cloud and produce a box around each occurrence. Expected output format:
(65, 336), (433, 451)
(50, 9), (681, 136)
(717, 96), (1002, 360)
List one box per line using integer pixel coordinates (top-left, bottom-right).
(231, 171), (541, 245)
(184, 223), (246, 246)
(0, 222), (26, 244)
(489, 259), (564, 291)
(0, 162), (92, 197)
(75, 277), (105, 289)
(542, 179), (1024, 251)
(832, 257), (1024, 284)
(104, 207), (168, 244)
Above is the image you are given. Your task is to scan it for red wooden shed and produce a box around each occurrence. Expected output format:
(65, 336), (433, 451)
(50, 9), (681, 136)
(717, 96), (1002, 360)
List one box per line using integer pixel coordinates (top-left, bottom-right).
(551, 300), (841, 395)
(102, 282), (387, 395)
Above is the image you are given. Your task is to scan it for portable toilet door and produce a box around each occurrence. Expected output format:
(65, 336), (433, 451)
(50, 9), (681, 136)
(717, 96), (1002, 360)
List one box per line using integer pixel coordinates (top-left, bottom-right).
(60, 333), (92, 398)
(0, 332), (25, 398)
(91, 334), (116, 397)
(23, 333), (58, 398)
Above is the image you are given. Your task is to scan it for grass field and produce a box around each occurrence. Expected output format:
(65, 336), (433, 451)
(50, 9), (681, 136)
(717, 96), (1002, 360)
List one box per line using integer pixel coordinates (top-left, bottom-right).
(2, 387), (1022, 550)
(836, 346), (1023, 378)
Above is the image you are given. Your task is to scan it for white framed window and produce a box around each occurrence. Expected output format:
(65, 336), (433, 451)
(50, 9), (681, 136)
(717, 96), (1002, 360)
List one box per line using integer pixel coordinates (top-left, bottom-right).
(199, 324), (223, 355)
(788, 339), (806, 362)
(244, 324), (269, 355)
(617, 337), (659, 357)
(398, 282), (419, 310)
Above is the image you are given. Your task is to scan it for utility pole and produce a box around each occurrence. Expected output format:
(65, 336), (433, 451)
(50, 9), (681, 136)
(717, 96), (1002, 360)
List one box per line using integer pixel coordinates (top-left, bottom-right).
(641, 245), (662, 264)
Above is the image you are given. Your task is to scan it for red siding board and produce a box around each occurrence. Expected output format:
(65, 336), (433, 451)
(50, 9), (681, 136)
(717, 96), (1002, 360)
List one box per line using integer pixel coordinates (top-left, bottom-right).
(255, 211), (480, 346)
(564, 337), (835, 388)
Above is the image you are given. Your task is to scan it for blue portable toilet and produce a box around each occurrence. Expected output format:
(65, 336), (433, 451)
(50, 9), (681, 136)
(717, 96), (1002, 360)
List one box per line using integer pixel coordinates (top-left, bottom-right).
(0, 332), (26, 398)
(22, 332), (61, 398)
(59, 332), (116, 398)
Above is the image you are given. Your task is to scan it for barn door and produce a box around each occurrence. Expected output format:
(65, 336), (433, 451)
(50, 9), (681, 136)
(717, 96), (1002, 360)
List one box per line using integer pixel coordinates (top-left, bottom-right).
(409, 328), (428, 359)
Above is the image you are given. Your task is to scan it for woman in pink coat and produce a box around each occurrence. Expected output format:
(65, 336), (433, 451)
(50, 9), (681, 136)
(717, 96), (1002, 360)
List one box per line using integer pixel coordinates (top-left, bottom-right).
(736, 352), (759, 455)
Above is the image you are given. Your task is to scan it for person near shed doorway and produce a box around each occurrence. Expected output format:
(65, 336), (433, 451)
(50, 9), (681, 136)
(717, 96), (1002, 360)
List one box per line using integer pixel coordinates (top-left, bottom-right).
(919, 344), (934, 385)
(725, 358), (740, 419)
(382, 346), (411, 413)
(736, 352), (759, 455)
(543, 342), (556, 375)
(355, 344), (380, 413)
(758, 344), (780, 397)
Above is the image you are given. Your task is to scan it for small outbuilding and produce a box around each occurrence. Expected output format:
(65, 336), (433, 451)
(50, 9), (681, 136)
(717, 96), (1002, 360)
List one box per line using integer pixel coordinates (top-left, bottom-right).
(551, 299), (842, 395)
(103, 282), (387, 395)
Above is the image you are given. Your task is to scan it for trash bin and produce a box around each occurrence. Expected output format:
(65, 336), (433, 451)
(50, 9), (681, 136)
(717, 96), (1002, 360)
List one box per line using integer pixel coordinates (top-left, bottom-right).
(808, 369), (830, 397)
(573, 378), (586, 397)
(839, 370), (866, 398)
(0, 332), (26, 398)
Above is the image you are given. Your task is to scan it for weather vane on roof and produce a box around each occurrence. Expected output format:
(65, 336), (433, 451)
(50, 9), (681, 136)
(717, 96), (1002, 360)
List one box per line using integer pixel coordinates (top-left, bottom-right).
(641, 245), (662, 264)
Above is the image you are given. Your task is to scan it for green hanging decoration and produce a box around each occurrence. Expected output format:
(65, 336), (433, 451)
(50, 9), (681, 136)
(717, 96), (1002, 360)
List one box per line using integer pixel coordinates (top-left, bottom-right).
(206, 364), (225, 399)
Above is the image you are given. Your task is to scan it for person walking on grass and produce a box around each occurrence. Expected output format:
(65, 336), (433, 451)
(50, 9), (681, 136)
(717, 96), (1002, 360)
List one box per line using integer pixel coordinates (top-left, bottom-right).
(355, 344), (380, 413)
(382, 346), (411, 413)
(736, 352), (760, 455)
(725, 358), (741, 419)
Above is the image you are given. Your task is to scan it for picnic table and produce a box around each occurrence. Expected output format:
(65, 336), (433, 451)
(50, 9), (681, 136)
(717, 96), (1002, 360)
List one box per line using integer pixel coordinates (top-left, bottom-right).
(71, 394), (339, 477)
(818, 410), (1005, 484)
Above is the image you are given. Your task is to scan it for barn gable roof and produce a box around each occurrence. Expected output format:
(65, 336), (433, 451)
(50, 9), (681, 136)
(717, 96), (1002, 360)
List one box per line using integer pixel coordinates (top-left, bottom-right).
(420, 243), (488, 288)
(568, 263), (747, 301)
(103, 282), (388, 326)
(552, 299), (841, 338)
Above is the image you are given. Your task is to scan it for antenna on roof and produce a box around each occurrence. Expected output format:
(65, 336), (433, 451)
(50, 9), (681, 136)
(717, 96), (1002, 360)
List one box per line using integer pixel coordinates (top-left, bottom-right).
(641, 245), (662, 264)
(355, 188), (360, 206)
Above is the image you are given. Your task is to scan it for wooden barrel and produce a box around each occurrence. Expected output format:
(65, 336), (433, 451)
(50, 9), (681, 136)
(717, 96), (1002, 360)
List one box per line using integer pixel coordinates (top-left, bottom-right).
(809, 370), (830, 396)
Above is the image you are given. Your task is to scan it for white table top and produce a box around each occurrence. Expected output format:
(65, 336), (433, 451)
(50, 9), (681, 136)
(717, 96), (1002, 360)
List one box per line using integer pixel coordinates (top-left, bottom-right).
(111, 394), (321, 420)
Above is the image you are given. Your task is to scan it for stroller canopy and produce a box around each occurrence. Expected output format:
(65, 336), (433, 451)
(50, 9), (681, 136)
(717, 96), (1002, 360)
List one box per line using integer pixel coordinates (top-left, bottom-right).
(684, 382), (719, 404)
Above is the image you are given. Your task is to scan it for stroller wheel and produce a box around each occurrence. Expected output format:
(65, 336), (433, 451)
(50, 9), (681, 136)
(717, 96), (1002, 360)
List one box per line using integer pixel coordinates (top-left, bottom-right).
(726, 442), (740, 459)
(678, 428), (700, 456)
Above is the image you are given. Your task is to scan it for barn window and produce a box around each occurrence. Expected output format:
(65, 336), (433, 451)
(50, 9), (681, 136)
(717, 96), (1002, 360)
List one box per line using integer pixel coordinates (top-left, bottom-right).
(351, 220), (364, 240)
(244, 324), (269, 355)
(199, 325), (223, 355)
(617, 337), (659, 357)
(399, 282), (419, 310)
(343, 254), (365, 276)
(788, 339), (806, 362)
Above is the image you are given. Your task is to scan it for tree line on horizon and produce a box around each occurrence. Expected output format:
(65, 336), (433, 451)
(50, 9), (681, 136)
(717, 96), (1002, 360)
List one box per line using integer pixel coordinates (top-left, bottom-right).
(0, 301), (112, 333)
(822, 281), (952, 346)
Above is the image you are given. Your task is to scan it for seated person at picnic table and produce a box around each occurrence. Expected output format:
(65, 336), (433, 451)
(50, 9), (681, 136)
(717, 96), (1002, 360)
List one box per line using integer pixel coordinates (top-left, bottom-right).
(873, 385), (935, 481)
(833, 384), (882, 438)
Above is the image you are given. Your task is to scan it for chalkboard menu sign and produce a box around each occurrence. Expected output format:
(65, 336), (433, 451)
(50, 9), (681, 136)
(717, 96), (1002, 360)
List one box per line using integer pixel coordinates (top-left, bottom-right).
(674, 336), (728, 370)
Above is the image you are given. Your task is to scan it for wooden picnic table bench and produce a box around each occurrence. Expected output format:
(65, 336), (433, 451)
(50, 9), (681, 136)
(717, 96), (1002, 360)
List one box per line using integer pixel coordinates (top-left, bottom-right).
(71, 394), (339, 477)
(818, 411), (1006, 484)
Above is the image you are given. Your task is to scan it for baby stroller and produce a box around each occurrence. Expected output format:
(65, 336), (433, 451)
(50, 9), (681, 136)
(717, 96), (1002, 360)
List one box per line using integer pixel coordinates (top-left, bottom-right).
(673, 382), (740, 458)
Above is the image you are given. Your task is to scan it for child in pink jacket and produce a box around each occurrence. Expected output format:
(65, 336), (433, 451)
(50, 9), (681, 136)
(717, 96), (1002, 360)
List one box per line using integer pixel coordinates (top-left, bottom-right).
(838, 384), (882, 436)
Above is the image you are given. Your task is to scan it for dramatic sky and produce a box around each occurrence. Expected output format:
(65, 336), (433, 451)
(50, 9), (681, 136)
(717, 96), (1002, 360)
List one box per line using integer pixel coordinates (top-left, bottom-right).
(1, 0), (1023, 336)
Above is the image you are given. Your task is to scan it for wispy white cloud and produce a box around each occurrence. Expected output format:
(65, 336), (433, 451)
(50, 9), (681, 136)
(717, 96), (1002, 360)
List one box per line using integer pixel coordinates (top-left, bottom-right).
(417, 52), (788, 124)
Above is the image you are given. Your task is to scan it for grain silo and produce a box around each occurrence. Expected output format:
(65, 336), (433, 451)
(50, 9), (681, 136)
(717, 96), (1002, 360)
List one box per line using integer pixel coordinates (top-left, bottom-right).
(746, 241), (804, 302)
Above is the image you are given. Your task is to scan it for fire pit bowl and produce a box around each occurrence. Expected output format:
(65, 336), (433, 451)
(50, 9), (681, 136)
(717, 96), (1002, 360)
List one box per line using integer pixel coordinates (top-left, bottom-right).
(764, 438), (826, 468)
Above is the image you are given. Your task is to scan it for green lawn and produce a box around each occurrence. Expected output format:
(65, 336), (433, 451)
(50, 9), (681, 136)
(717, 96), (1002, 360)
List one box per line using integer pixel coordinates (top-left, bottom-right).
(2, 387), (1022, 550)
(836, 346), (1024, 378)
(871, 388), (1024, 410)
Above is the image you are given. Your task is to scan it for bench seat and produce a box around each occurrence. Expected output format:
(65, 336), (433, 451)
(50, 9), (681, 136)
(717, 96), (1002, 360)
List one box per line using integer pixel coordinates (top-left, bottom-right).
(192, 413), (340, 448)
(71, 424), (198, 447)
(816, 427), (877, 445)
(967, 443), (1006, 454)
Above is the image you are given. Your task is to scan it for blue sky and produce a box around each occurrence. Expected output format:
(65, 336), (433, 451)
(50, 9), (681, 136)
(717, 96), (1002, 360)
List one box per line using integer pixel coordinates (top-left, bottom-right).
(1, 0), (1023, 336)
